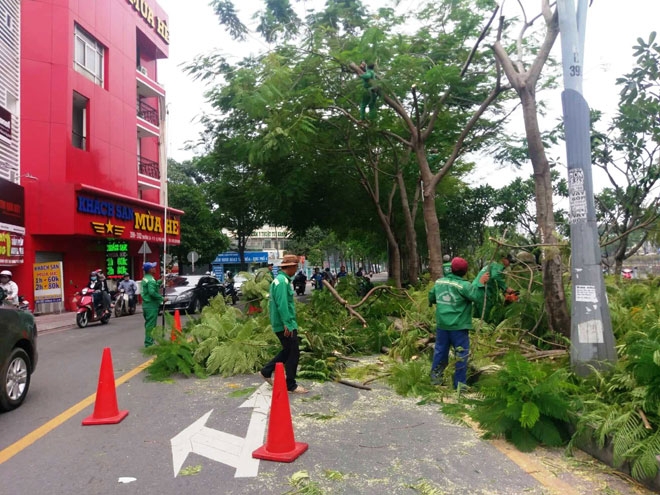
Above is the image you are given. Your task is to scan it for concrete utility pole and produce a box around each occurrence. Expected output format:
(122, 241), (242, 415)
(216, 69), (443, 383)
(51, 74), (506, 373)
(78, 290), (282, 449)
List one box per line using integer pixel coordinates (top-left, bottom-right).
(557, 0), (617, 375)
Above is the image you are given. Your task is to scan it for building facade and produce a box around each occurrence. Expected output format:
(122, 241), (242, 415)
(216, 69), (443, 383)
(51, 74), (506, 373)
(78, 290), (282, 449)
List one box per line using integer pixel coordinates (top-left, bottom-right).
(11, 0), (180, 312)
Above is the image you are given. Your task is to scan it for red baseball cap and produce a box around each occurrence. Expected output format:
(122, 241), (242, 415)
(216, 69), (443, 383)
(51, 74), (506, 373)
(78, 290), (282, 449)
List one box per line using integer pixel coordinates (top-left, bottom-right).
(451, 257), (468, 273)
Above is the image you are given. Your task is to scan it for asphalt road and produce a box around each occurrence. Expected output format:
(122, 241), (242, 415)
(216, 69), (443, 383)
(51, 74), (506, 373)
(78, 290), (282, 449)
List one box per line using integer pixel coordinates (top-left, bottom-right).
(0, 306), (650, 495)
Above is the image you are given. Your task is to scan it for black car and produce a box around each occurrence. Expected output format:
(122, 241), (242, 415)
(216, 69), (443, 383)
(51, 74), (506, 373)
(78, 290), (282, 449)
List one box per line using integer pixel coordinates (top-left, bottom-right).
(0, 306), (38, 412)
(162, 275), (223, 314)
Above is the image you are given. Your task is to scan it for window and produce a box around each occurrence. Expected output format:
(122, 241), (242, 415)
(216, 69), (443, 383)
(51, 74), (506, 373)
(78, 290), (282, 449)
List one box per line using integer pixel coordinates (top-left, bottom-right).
(74, 24), (105, 86)
(72, 92), (88, 150)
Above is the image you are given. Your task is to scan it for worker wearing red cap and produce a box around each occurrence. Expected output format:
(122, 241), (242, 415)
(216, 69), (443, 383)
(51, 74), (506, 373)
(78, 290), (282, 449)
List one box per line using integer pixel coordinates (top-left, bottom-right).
(428, 257), (489, 388)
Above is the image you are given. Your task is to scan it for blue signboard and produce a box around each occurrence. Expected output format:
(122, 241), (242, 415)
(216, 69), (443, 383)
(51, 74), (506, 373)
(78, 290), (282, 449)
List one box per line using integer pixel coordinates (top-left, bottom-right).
(212, 251), (269, 264)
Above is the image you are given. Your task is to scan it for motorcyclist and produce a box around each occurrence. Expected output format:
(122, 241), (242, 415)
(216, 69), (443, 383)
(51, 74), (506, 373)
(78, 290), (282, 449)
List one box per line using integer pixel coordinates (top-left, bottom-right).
(0, 270), (19, 306)
(224, 271), (237, 304)
(95, 270), (112, 314)
(293, 270), (307, 294)
(311, 267), (323, 290)
(117, 273), (138, 311)
(87, 271), (106, 315)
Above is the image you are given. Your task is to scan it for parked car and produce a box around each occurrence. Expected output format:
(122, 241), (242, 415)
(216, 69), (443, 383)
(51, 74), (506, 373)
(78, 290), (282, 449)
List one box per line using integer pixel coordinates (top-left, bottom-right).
(0, 305), (38, 412)
(233, 274), (247, 296)
(163, 275), (223, 314)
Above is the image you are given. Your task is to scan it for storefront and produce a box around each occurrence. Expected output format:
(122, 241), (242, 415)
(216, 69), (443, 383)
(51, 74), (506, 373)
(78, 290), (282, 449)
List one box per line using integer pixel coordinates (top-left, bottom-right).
(211, 251), (269, 281)
(0, 178), (25, 267)
(13, 184), (182, 313)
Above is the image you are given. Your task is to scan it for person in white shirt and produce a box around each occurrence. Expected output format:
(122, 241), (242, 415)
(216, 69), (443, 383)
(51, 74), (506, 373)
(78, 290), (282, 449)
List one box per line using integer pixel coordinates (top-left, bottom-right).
(0, 270), (19, 306)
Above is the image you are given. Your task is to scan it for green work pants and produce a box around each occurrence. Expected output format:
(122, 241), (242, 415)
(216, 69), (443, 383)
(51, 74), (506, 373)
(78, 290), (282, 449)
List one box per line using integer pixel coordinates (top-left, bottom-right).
(143, 305), (160, 347)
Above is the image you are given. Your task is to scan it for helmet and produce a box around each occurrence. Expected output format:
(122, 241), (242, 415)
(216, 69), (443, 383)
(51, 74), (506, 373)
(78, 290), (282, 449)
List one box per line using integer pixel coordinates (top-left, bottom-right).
(90, 271), (98, 277)
(0, 270), (11, 278)
(226, 271), (233, 278)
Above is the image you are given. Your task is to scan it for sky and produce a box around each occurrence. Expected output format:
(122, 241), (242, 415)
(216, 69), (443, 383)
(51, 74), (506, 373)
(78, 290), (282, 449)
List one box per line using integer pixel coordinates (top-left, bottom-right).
(156, 0), (660, 190)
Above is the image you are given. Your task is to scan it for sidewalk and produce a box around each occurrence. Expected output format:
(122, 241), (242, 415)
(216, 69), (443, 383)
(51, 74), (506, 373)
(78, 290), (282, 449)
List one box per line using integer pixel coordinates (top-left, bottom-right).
(35, 307), (143, 333)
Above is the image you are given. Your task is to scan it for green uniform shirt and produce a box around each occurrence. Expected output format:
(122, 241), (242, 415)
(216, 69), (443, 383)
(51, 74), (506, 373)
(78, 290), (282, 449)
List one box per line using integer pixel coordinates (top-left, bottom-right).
(473, 262), (507, 294)
(141, 273), (163, 307)
(360, 69), (375, 88)
(269, 271), (297, 333)
(428, 273), (483, 330)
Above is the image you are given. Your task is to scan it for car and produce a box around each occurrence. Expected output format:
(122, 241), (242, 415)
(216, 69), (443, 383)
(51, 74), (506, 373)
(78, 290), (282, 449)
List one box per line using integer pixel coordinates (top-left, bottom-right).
(162, 275), (223, 314)
(0, 305), (38, 412)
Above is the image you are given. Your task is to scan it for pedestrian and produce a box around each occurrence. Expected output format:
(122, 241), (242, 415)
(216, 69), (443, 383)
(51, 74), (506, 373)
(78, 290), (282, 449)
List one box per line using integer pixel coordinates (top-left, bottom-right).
(442, 254), (452, 276)
(141, 262), (163, 347)
(323, 267), (335, 287)
(260, 254), (308, 394)
(429, 257), (489, 388)
(472, 253), (515, 321)
(337, 265), (348, 278)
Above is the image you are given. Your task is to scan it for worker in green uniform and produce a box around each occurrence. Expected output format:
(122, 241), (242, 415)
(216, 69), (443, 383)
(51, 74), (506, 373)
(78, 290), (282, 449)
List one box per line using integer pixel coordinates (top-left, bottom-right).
(260, 254), (308, 394)
(429, 257), (490, 388)
(472, 253), (515, 321)
(359, 61), (379, 121)
(141, 261), (164, 347)
(442, 254), (452, 276)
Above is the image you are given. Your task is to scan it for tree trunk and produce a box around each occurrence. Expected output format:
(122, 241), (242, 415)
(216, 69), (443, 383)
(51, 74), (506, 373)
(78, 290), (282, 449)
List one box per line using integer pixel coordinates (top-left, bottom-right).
(397, 171), (419, 285)
(422, 188), (443, 281)
(521, 89), (571, 337)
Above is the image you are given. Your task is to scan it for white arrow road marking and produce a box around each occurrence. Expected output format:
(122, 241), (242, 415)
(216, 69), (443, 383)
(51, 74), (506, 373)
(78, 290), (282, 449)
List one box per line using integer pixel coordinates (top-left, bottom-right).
(170, 383), (271, 478)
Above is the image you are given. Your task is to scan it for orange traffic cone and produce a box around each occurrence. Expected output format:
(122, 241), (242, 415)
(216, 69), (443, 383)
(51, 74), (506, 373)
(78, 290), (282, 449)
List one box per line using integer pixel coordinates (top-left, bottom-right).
(171, 309), (182, 341)
(252, 362), (308, 462)
(82, 347), (129, 425)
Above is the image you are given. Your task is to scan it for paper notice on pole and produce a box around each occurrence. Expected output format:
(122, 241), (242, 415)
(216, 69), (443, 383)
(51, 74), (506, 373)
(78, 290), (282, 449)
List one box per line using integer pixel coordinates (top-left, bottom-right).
(568, 169), (587, 223)
(578, 319), (604, 344)
(575, 285), (597, 303)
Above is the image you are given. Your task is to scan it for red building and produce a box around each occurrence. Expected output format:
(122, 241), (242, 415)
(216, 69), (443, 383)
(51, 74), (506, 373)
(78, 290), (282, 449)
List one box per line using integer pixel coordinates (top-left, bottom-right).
(13, 0), (181, 313)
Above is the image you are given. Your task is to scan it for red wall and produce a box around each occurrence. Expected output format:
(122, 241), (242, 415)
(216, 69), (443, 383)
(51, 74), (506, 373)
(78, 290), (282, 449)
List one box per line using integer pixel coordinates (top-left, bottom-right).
(15, 0), (170, 311)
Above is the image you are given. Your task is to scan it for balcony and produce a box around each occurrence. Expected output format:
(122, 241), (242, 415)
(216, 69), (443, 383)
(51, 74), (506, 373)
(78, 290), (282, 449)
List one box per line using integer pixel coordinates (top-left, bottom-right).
(137, 98), (159, 126)
(138, 156), (160, 180)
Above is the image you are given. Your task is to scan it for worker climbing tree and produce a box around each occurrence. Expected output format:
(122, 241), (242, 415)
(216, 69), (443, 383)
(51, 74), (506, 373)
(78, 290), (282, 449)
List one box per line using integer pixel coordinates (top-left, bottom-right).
(359, 61), (379, 121)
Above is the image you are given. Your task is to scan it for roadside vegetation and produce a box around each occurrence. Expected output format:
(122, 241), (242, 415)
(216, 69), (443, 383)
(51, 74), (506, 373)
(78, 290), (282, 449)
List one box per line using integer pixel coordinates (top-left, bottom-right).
(144, 263), (660, 484)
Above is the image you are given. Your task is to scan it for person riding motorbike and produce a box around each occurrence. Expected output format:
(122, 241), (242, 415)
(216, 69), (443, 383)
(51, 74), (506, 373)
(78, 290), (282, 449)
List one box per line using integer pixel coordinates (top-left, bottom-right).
(0, 270), (19, 306)
(87, 271), (108, 316)
(293, 270), (307, 295)
(224, 271), (238, 304)
(95, 270), (112, 314)
(117, 273), (138, 311)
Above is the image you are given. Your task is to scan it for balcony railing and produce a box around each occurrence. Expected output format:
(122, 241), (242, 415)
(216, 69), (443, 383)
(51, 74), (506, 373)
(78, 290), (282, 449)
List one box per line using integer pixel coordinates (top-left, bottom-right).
(137, 98), (159, 127)
(138, 156), (160, 179)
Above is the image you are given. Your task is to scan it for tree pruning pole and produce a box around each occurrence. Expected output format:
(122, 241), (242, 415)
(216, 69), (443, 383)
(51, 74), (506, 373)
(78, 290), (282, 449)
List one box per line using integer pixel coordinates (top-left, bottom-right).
(557, 0), (616, 374)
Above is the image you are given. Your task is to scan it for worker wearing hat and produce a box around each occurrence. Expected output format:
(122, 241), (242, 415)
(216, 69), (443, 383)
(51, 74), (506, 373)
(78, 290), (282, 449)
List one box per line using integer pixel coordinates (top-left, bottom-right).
(428, 257), (490, 388)
(141, 262), (163, 347)
(472, 253), (515, 321)
(260, 254), (308, 394)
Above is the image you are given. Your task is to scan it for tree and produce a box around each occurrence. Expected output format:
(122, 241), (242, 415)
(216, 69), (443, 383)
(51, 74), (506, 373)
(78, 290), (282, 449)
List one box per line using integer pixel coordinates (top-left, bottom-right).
(492, 0), (571, 337)
(198, 147), (272, 270)
(593, 33), (660, 275)
(167, 159), (230, 272)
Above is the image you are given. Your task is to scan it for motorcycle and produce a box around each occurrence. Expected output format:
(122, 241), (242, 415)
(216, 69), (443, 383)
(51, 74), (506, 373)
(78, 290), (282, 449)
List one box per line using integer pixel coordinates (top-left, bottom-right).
(224, 281), (238, 305)
(18, 295), (31, 313)
(293, 277), (306, 296)
(75, 288), (111, 328)
(113, 288), (136, 317)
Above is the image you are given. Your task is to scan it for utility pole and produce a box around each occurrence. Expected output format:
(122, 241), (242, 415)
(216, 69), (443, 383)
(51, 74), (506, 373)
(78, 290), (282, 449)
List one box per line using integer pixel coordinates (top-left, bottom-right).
(557, 0), (616, 375)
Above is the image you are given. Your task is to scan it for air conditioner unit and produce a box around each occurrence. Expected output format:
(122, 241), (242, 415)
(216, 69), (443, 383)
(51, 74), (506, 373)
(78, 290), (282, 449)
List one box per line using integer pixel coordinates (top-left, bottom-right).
(138, 66), (148, 76)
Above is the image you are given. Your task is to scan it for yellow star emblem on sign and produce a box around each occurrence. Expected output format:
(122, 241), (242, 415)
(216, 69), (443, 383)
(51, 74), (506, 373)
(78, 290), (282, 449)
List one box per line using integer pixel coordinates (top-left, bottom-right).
(91, 221), (126, 237)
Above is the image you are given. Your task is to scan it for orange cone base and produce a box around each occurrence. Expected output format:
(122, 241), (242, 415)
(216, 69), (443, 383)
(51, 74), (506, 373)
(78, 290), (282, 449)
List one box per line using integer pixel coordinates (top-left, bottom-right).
(82, 410), (129, 426)
(252, 441), (308, 462)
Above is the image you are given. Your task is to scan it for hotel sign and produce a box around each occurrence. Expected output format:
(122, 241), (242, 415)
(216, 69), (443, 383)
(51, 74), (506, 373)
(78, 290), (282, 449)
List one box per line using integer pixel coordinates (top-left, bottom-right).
(76, 195), (181, 245)
(126, 0), (169, 44)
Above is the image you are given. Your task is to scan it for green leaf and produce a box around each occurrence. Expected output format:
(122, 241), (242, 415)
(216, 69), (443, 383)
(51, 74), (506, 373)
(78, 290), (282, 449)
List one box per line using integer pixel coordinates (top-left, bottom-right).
(519, 402), (540, 429)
